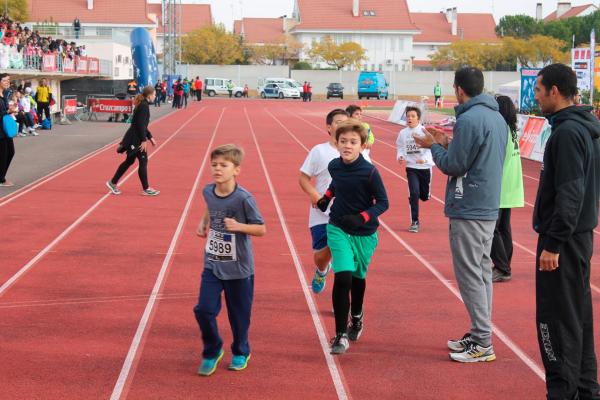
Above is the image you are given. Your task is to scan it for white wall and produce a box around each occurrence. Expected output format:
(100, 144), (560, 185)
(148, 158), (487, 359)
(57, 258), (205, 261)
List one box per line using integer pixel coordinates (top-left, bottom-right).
(76, 41), (133, 80)
(294, 32), (414, 72)
(175, 64), (290, 86)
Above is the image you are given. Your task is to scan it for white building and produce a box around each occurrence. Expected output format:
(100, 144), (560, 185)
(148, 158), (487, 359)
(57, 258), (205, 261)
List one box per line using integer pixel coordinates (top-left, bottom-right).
(290, 0), (420, 71)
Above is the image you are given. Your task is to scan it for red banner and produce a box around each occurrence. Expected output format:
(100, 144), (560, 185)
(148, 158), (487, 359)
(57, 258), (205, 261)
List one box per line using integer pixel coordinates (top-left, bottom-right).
(519, 116), (546, 158)
(88, 99), (133, 114)
(77, 56), (89, 74)
(42, 54), (57, 72)
(88, 57), (99, 74)
(63, 57), (75, 73)
(63, 98), (77, 115)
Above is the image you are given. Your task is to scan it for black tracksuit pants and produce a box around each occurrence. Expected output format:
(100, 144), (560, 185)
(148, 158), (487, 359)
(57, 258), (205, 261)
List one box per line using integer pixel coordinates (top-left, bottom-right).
(111, 150), (148, 190)
(406, 167), (431, 223)
(491, 208), (513, 275)
(332, 271), (366, 334)
(0, 138), (15, 183)
(536, 231), (600, 400)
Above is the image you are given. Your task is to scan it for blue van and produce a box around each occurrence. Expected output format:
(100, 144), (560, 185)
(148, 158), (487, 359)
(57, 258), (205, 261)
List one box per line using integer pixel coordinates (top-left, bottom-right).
(358, 72), (389, 100)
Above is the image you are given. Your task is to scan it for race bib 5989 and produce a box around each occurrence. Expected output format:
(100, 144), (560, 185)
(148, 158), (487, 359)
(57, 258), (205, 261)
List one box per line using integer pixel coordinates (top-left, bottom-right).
(206, 229), (237, 261)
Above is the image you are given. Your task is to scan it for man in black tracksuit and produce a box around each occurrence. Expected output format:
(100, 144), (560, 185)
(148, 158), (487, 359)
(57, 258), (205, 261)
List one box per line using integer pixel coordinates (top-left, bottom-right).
(534, 63), (600, 400)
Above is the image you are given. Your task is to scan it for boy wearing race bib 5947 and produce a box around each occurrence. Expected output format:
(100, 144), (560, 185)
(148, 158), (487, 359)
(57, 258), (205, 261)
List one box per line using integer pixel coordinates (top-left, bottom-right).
(194, 144), (266, 377)
(396, 106), (434, 233)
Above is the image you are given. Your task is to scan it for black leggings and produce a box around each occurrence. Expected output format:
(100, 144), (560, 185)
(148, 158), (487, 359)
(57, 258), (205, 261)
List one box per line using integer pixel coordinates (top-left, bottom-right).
(0, 138), (15, 183)
(332, 271), (366, 334)
(111, 150), (148, 190)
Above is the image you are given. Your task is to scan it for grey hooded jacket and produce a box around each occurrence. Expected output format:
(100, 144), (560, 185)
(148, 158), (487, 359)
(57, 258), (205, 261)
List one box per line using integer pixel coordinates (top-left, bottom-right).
(430, 94), (507, 220)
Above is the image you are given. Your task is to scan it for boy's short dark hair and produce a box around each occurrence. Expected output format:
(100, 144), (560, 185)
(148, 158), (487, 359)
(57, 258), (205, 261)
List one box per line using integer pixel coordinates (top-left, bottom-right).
(345, 105), (362, 117)
(211, 144), (244, 166)
(405, 106), (421, 119)
(537, 63), (578, 100)
(335, 119), (367, 144)
(326, 108), (349, 125)
(454, 67), (484, 98)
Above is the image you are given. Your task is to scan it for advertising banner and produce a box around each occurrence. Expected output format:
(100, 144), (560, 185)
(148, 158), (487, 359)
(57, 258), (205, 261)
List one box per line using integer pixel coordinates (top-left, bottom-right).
(88, 58), (99, 74)
(41, 54), (57, 72)
(88, 99), (133, 114)
(63, 56), (75, 73)
(77, 57), (89, 74)
(572, 48), (592, 92)
(63, 98), (77, 115)
(518, 115), (551, 162)
(520, 68), (541, 112)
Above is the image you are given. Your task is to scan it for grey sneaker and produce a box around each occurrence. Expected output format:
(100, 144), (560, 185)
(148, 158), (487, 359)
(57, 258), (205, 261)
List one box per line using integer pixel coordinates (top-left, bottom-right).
(330, 333), (349, 354)
(449, 341), (496, 363)
(106, 181), (121, 195)
(409, 221), (419, 233)
(143, 188), (160, 196)
(492, 268), (512, 283)
(447, 333), (473, 352)
(347, 312), (363, 341)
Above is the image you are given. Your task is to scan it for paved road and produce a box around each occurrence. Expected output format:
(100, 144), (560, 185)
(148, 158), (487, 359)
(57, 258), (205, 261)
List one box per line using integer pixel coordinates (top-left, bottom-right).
(0, 105), (175, 196)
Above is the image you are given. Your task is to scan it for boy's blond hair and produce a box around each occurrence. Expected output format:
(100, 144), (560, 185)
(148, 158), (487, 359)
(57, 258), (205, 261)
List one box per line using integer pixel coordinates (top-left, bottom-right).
(335, 118), (368, 144)
(211, 144), (244, 166)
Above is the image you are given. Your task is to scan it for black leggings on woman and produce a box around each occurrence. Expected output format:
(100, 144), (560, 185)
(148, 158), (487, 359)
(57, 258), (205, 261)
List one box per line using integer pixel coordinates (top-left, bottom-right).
(111, 150), (148, 190)
(0, 138), (15, 183)
(332, 271), (366, 334)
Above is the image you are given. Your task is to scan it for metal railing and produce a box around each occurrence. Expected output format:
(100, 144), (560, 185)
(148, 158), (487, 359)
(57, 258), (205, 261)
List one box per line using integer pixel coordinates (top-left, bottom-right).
(29, 25), (131, 45)
(0, 47), (112, 76)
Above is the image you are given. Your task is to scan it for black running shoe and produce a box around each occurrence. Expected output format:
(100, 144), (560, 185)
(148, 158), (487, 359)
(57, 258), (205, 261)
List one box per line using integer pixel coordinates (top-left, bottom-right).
(347, 312), (363, 341)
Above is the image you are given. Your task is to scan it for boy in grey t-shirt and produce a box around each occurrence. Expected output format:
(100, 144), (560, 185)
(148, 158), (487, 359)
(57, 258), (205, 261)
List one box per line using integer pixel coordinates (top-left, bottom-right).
(194, 144), (265, 376)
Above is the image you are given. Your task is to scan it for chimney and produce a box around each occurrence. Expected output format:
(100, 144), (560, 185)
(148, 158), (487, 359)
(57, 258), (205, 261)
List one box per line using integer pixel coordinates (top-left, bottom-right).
(445, 8), (452, 23)
(451, 7), (458, 36)
(87, 0), (93, 10)
(556, 2), (572, 18)
(536, 3), (543, 21)
(353, 0), (359, 17)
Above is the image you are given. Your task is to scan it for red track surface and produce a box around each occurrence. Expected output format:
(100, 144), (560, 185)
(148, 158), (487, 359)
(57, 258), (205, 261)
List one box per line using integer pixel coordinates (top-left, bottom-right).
(1, 99), (598, 399)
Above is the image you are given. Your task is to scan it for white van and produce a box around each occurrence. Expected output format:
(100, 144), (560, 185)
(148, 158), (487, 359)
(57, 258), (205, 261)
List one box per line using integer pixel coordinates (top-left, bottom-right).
(257, 77), (303, 98)
(204, 78), (244, 97)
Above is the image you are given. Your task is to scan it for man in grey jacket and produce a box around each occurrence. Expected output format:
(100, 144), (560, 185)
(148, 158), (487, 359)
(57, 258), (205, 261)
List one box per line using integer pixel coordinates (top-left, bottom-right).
(414, 67), (507, 363)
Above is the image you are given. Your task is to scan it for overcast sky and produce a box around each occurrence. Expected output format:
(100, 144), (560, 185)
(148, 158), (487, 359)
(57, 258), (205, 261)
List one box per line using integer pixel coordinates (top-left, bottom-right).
(198, 0), (596, 30)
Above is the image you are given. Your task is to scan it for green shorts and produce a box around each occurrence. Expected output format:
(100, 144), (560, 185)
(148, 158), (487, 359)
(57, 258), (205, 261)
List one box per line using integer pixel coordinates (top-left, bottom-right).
(326, 224), (378, 279)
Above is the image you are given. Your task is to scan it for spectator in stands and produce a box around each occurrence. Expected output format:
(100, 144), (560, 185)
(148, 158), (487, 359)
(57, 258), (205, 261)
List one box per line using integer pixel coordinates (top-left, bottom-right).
(73, 17), (81, 40)
(35, 78), (52, 124)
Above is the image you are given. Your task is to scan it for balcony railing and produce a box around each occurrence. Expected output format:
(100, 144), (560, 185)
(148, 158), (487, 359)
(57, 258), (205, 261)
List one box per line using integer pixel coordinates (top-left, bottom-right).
(0, 47), (111, 76)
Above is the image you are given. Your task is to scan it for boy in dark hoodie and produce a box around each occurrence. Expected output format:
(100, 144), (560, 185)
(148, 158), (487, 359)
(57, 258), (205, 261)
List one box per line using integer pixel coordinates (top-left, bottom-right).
(533, 63), (600, 400)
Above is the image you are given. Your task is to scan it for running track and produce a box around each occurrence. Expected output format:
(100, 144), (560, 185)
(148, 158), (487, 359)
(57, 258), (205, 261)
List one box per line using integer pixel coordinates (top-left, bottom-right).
(1, 99), (598, 399)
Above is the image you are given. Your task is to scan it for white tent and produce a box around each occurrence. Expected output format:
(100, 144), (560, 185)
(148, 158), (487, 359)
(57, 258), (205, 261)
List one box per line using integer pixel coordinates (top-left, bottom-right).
(496, 80), (520, 109)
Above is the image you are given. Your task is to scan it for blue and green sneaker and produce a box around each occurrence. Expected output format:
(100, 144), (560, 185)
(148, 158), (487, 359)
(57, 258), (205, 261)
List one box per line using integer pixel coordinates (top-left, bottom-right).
(311, 263), (331, 294)
(228, 354), (251, 371)
(198, 349), (224, 376)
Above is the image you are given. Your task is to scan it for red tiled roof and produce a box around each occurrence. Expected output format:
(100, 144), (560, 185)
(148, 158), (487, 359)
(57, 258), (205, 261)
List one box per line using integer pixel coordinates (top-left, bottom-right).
(148, 3), (212, 34)
(544, 4), (596, 21)
(412, 13), (497, 43)
(293, 0), (418, 31)
(234, 18), (285, 44)
(29, 0), (154, 25)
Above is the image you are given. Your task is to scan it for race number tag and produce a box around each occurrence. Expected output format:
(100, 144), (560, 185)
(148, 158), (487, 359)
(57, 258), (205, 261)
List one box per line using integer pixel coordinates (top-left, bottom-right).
(206, 229), (237, 261)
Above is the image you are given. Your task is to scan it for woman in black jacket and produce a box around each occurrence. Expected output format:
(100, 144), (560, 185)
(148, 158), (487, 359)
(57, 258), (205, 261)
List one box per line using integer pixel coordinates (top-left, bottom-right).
(0, 73), (14, 187)
(106, 86), (160, 196)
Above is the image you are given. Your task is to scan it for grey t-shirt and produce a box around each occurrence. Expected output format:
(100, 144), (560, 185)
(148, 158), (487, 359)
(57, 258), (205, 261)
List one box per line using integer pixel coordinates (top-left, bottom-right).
(203, 183), (264, 280)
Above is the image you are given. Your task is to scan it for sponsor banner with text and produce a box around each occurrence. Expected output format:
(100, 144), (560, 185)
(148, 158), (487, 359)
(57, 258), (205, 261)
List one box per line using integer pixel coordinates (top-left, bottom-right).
(88, 99), (133, 114)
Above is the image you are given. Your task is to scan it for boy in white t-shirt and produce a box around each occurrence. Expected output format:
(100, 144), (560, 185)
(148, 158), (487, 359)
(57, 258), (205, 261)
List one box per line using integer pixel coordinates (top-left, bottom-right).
(299, 109), (349, 293)
(396, 106), (434, 233)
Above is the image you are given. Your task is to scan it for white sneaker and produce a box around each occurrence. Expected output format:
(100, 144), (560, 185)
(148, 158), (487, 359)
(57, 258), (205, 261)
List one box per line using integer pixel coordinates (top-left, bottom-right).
(449, 342), (496, 363)
(29, 129), (38, 136)
(142, 188), (160, 196)
(17, 132), (26, 137)
(330, 333), (349, 354)
(448, 333), (473, 352)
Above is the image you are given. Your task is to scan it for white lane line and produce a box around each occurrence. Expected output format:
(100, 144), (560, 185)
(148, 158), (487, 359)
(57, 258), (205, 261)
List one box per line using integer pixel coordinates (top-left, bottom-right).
(110, 107), (224, 400)
(0, 108), (206, 298)
(0, 110), (179, 206)
(378, 220), (546, 381)
(286, 108), (547, 381)
(249, 107), (350, 400)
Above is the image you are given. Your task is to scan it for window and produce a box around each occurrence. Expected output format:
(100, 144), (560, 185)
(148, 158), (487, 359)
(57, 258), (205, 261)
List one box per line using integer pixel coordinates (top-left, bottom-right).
(206, 79), (214, 86)
(116, 54), (122, 63)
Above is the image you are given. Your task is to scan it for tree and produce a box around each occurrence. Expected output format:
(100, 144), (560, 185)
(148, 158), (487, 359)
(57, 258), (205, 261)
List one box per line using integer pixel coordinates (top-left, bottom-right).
(5, 0), (29, 22)
(181, 25), (243, 65)
(496, 15), (539, 38)
(429, 35), (568, 70)
(308, 36), (367, 70)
